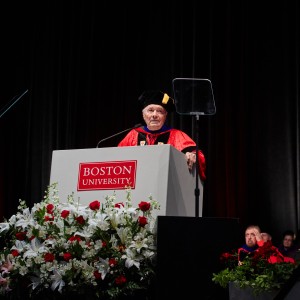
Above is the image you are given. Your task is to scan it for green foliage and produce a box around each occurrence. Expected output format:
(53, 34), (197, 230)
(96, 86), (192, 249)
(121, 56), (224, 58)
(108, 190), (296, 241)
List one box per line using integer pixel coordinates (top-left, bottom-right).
(212, 242), (298, 295)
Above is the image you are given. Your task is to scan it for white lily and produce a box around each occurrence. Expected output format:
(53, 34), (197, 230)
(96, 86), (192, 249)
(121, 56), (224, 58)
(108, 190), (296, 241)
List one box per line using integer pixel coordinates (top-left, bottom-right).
(50, 269), (65, 293)
(122, 248), (141, 269)
(23, 238), (47, 259)
(14, 208), (36, 229)
(0, 223), (9, 234)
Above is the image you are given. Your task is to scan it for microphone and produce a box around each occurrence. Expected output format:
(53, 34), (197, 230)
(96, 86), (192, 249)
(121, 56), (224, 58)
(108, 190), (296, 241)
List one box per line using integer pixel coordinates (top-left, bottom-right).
(96, 123), (142, 148)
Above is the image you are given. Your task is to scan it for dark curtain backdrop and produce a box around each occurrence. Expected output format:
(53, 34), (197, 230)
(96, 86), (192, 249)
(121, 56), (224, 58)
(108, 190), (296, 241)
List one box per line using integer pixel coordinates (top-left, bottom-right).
(0, 1), (299, 244)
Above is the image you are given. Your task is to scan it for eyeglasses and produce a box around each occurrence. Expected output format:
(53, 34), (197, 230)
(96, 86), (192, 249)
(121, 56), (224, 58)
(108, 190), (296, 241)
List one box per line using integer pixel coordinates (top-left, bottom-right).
(143, 108), (166, 115)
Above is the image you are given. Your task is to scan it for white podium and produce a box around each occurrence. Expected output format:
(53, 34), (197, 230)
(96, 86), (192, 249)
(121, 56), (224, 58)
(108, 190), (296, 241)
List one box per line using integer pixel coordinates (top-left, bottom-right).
(49, 145), (203, 217)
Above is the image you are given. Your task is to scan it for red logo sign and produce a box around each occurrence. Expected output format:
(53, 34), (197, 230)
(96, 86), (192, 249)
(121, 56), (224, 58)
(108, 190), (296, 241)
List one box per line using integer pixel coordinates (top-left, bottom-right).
(77, 160), (137, 191)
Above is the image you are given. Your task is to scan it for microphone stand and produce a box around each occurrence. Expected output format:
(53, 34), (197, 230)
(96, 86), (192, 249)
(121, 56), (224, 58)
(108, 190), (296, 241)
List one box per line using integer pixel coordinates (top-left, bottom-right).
(172, 78), (216, 217)
(96, 123), (142, 148)
(0, 89), (28, 119)
(194, 114), (200, 217)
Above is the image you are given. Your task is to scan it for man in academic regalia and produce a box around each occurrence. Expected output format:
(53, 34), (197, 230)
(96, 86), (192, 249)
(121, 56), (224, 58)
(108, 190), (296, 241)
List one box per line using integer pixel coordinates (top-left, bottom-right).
(118, 90), (206, 181)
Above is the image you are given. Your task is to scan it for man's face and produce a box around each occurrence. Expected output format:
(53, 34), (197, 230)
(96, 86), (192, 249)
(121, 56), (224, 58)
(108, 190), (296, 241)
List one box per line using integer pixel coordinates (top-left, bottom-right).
(245, 229), (257, 247)
(142, 104), (167, 131)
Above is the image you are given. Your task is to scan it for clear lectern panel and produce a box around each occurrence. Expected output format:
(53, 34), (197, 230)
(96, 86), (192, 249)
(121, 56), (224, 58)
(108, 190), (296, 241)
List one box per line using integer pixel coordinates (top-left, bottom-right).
(172, 78), (216, 115)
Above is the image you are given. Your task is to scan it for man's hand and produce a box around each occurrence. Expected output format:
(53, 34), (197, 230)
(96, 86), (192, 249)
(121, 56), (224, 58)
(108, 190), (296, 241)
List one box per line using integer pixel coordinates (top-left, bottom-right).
(185, 152), (196, 170)
(252, 228), (263, 242)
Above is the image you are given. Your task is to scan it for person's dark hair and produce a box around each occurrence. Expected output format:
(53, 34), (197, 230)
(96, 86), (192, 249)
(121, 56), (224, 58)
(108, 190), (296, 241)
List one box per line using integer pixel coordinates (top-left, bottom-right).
(282, 230), (295, 240)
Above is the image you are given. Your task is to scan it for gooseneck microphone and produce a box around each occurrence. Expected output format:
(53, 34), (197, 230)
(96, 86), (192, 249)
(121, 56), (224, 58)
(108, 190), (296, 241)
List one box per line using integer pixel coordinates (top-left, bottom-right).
(96, 123), (142, 148)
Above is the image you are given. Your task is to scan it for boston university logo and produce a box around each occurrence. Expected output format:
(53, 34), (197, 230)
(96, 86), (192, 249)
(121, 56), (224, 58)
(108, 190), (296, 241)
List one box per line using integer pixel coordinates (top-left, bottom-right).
(77, 160), (137, 191)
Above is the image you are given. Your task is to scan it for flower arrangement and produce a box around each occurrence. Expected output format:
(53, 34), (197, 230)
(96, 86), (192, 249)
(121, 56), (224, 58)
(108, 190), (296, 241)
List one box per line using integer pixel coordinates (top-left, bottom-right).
(0, 183), (159, 300)
(212, 241), (298, 296)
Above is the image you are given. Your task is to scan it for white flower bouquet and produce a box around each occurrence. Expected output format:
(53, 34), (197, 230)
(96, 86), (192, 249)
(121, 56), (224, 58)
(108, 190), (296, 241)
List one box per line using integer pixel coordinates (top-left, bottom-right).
(0, 183), (159, 299)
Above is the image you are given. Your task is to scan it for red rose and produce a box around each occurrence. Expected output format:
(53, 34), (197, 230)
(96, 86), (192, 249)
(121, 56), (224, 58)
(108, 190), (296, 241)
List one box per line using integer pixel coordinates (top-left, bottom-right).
(69, 236), (82, 243)
(44, 215), (54, 222)
(63, 252), (72, 261)
(89, 200), (100, 211)
(46, 204), (54, 213)
(16, 231), (26, 241)
(61, 210), (70, 219)
(11, 249), (19, 257)
(220, 252), (234, 260)
(138, 201), (151, 212)
(76, 215), (85, 225)
(94, 270), (102, 280)
(115, 202), (124, 208)
(284, 257), (296, 263)
(138, 216), (148, 227)
(109, 258), (117, 267)
(115, 275), (127, 285)
(44, 253), (55, 262)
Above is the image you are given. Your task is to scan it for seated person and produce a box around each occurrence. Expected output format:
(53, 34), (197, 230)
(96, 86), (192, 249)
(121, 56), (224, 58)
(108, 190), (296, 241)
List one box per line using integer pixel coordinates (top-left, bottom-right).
(238, 225), (264, 263)
(261, 232), (272, 243)
(238, 225), (295, 264)
(277, 230), (299, 260)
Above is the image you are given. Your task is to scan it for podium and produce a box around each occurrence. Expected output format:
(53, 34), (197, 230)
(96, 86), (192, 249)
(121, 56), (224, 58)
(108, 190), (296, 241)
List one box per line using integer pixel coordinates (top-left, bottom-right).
(155, 216), (241, 299)
(49, 144), (203, 217)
